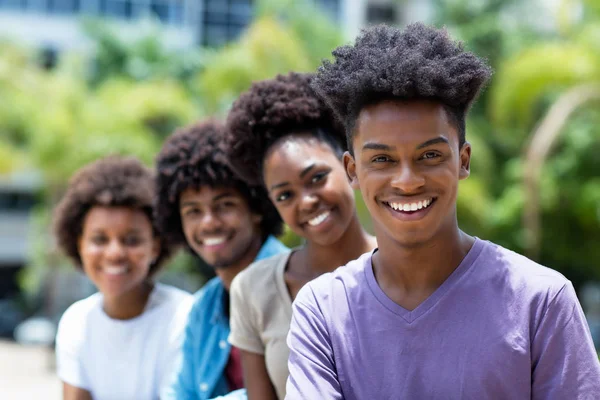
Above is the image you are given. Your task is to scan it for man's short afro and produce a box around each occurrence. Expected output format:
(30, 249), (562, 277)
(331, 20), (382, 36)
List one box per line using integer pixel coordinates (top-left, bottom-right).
(312, 23), (493, 147)
(155, 120), (283, 246)
(225, 72), (345, 185)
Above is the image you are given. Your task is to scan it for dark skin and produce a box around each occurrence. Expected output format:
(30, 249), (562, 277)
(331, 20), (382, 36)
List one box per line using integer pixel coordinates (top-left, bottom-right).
(241, 134), (376, 400)
(66, 206), (159, 400)
(179, 186), (263, 291)
(345, 99), (474, 311)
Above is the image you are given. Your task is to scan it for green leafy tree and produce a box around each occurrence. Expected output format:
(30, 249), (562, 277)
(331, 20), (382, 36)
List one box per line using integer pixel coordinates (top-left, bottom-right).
(435, 0), (600, 287)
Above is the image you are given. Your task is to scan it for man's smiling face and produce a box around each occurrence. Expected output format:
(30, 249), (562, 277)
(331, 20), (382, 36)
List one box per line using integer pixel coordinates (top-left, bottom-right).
(179, 186), (262, 269)
(344, 99), (471, 248)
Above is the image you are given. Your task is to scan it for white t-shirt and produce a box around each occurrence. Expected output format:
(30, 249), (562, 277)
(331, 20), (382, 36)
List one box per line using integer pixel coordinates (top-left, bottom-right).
(55, 283), (193, 400)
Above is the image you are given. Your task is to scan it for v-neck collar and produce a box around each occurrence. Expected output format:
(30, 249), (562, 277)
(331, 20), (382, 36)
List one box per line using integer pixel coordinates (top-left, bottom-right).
(365, 238), (485, 324)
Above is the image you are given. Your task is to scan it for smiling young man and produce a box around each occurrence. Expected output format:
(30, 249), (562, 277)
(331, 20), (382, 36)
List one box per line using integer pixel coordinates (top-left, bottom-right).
(155, 121), (288, 400)
(285, 23), (600, 399)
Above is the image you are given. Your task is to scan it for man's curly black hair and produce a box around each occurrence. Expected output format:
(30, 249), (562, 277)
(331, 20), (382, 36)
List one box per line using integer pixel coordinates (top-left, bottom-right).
(225, 72), (346, 186)
(53, 155), (171, 275)
(155, 120), (283, 247)
(311, 23), (493, 151)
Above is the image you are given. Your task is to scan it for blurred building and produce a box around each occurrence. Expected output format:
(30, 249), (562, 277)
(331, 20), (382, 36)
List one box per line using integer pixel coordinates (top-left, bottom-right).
(0, 0), (343, 51)
(0, 171), (40, 298)
(0, 0), (434, 53)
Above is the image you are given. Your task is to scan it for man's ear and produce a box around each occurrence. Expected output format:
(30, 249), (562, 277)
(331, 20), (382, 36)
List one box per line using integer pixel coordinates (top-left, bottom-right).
(343, 151), (360, 190)
(459, 142), (471, 180)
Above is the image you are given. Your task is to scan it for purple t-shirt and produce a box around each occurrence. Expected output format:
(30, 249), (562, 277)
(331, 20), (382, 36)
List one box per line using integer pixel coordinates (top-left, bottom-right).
(286, 239), (600, 399)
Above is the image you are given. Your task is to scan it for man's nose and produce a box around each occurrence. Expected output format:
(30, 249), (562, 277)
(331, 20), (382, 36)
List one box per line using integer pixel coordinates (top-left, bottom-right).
(390, 164), (426, 193)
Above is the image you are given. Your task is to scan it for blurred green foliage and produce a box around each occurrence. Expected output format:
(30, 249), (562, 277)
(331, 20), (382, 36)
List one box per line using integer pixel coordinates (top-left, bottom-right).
(436, 0), (600, 287)
(0, 0), (599, 298)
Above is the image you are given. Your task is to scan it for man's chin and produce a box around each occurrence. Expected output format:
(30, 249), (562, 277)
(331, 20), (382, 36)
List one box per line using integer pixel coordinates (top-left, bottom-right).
(210, 256), (242, 270)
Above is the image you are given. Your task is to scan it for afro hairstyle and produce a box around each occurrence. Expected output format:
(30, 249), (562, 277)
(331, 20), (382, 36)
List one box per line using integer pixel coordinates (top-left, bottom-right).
(225, 72), (346, 186)
(53, 155), (171, 275)
(311, 22), (493, 150)
(154, 120), (283, 247)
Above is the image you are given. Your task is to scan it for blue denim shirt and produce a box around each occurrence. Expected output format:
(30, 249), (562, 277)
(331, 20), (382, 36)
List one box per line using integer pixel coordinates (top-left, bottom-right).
(164, 236), (289, 400)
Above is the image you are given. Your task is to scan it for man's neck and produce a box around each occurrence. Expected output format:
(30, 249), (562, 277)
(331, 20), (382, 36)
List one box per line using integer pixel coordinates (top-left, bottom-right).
(304, 214), (375, 277)
(215, 235), (264, 291)
(372, 224), (475, 310)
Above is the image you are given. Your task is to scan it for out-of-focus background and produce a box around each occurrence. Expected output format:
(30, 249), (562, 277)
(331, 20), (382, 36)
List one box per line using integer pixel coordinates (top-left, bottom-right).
(0, 0), (599, 397)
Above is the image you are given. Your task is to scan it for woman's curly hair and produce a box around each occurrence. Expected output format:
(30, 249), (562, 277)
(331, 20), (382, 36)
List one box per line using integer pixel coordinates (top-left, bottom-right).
(312, 23), (493, 150)
(155, 120), (283, 247)
(225, 72), (345, 185)
(53, 155), (170, 275)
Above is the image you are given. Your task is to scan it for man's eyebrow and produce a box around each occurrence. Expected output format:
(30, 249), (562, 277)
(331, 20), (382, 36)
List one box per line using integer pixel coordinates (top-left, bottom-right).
(362, 142), (395, 151)
(416, 137), (450, 149)
(212, 193), (236, 202)
(299, 164), (315, 179)
(180, 201), (199, 208)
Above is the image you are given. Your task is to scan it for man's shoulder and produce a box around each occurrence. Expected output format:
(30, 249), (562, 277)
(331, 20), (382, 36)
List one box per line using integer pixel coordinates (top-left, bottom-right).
(188, 277), (223, 313)
(482, 240), (569, 294)
(297, 251), (372, 307)
(256, 235), (290, 261)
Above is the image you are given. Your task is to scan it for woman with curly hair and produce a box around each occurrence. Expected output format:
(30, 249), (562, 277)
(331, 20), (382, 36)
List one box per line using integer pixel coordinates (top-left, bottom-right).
(224, 72), (376, 400)
(285, 23), (600, 398)
(53, 155), (192, 400)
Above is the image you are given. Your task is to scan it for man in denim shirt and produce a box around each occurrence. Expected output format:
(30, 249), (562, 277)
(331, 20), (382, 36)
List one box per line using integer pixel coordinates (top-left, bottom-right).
(155, 121), (288, 399)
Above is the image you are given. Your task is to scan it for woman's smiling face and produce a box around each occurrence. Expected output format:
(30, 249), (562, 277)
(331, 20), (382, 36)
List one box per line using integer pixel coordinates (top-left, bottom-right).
(263, 133), (356, 246)
(78, 206), (159, 299)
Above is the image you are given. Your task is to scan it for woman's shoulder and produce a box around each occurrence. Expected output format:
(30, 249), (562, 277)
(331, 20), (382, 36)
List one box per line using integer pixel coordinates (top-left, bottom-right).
(59, 292), (103, 324)
(56, 292), (103, 344)
(234, 251), (291, 290)
(153, 283), (192, 304)
(146, 283), (193, 320)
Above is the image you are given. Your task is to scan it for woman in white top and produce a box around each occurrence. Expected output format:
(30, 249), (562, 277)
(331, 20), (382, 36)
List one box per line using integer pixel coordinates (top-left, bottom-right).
(224, 73), (377, 399)
(53, 155), (192, 400)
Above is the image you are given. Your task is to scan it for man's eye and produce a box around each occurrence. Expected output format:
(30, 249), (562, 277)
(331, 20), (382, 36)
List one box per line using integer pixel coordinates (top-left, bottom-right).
(311, 172), (327, 184)
(422, 152), (440, 160)
(276, 192), (291, 202)
(372, 156), (390, 163)
(184, 208), (200, 216)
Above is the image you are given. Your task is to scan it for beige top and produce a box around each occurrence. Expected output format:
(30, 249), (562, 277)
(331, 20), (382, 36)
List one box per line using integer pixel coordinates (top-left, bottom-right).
(229, 251), (293, 400)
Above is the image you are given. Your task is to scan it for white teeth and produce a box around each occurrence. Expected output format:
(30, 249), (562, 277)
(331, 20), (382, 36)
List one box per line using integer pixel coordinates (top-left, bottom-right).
(104, 266), (127, 275)
(308, 211), (330, 226)
(388, 198), (433, 212)
(204, 237), (226, 246)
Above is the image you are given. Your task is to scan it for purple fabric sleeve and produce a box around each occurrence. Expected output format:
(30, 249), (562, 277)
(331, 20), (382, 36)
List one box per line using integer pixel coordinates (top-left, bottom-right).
(286, 284), (343, 400)
(531, 282), (600, 399)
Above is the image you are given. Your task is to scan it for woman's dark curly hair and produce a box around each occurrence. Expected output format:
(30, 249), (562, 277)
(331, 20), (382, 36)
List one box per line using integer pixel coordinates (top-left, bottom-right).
(155, 120), (283, 247)
(312, 23), (493, 151)
(53, 155), (170, 275)
(225, 72), (345, 186)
